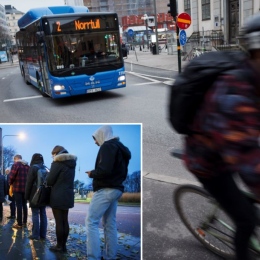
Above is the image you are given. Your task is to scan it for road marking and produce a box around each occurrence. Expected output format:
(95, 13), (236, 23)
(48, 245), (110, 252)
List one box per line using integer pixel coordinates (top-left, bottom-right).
(128, 72), (160, 82)
(143, 171), (201, 186)
(126, 71), (173, 80)
(164, 80), (175, 85)
(3, 95), (43, 102)
(134, 82), (159, 86)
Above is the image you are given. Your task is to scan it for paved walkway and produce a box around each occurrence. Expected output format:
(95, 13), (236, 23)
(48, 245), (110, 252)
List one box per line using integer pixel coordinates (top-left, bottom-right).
(0, 204), (140, 260)
(0, 54), (19, 69)
(124, 45), (189, 71)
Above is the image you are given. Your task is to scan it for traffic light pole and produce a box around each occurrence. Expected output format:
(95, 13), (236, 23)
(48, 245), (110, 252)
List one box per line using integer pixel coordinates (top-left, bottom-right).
(176, 20), (181, 74)
(167, 0), (181, 73)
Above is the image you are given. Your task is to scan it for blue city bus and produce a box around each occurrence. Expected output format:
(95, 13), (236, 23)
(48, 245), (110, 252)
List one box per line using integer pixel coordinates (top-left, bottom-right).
(16, 6), (126, 98)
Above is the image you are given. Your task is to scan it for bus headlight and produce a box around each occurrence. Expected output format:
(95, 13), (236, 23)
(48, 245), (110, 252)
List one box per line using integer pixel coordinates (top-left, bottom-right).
(118, 75), (126, 81)
(54, 85), (65, 91)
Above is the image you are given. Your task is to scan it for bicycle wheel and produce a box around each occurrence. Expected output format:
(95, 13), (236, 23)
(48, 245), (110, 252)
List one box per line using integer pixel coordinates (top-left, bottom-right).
(174, 185), (236, 259)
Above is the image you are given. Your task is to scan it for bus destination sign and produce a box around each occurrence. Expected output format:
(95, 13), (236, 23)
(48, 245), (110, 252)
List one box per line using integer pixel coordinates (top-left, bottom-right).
(55, 19), (101, 32)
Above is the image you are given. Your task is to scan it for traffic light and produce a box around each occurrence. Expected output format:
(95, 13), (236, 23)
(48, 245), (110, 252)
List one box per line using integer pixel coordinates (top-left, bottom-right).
(167, 0), (177, 18)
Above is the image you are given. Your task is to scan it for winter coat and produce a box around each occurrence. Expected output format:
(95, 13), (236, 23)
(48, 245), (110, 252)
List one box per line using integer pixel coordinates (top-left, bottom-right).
(9, 160), (29, 193)
(0, 175), (7, 203)
(90, 126), (131, 192)
(25, 161), (47, 208)
(46, 152), (77, 210)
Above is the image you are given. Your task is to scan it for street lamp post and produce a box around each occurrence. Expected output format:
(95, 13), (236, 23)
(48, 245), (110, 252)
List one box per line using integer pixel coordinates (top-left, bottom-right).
(0, 127), (24, 175)
(141, 14), (149, 50)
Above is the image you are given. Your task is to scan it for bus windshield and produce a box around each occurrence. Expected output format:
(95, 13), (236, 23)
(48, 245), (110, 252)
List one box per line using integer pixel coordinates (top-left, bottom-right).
(45, 32), (121, 75)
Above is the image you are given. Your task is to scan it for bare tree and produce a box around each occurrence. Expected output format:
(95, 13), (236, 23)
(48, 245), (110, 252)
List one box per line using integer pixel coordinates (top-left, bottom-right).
(3, 146), (16, 173)
(123, 171), (141, 192)
(0, 24), (12, 51)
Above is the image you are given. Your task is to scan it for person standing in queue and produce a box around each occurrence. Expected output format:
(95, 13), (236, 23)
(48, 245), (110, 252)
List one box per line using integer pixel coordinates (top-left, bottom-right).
(25, 153), (48, 240)
(85, 125), (131, 260)
(46, 145), (77, 253)
(9, 154), (29, 229)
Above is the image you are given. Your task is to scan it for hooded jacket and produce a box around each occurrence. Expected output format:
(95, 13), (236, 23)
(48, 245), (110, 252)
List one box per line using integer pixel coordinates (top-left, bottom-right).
(46, 150), (77, 210)
(25, 153), (47, 208)
(9, 159), (29, 193)
(90, 126), (131, 192)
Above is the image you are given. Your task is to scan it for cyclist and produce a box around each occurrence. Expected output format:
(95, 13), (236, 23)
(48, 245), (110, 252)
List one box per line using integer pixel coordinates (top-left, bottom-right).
(183, 13), (260, 260)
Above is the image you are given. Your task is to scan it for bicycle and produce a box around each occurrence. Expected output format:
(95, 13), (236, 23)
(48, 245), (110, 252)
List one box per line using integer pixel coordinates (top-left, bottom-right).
(172, 149), (260, 259)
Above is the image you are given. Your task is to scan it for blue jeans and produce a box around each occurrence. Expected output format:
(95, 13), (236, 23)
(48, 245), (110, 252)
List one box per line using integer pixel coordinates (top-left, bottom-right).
(13, 192), (27, 226)
(31, 207), (47, 239)
(86, 188), (122, 260)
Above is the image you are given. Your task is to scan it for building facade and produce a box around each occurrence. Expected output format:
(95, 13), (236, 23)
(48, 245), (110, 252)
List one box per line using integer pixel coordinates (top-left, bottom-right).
(178, 0), (260, 44)
(65, 0), (84, 5)
(4, 5), (23, 48)
(83, 0), (170, 27)
(0, 4), (10, 51)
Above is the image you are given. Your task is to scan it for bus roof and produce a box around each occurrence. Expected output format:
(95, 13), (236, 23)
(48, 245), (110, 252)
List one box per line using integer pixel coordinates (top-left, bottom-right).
(18, 6), (89, 28)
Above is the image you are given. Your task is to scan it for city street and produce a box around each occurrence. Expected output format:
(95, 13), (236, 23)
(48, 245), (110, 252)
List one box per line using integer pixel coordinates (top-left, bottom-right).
(0, 50), (225, 259)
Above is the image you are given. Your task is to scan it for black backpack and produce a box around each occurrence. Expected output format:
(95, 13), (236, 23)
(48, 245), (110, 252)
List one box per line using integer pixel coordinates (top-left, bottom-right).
(168, 51), (248, 135)
(33, 164), (48, 187)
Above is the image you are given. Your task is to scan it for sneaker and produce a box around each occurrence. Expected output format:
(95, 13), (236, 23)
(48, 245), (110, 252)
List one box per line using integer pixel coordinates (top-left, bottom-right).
(12, 223), (22, 229)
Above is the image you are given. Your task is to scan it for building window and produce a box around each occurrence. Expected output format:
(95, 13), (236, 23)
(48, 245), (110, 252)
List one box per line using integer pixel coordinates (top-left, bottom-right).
(202, 0), (210, 20)
(184, 0), (191, 15)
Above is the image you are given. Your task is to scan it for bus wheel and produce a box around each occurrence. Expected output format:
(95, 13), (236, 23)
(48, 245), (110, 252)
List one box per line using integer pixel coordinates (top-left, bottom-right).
(22, 67), (30, 85)
(37, 78), (49, 97)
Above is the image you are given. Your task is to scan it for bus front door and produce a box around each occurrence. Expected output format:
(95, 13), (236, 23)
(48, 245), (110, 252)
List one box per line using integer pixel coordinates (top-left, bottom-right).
(37, 43), (51, 97)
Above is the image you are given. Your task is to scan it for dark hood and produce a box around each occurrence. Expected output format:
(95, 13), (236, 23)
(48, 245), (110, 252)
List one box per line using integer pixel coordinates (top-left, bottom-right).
(109, 139), (131, 162)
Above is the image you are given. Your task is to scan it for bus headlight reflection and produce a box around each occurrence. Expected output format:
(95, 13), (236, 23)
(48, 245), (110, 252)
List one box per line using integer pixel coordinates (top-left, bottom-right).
(118, 75), (125, 81)
(54, 85), (65, 91)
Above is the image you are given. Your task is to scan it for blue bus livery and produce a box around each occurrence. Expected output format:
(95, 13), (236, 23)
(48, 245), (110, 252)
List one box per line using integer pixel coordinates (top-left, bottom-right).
(16, 6), (126, 98)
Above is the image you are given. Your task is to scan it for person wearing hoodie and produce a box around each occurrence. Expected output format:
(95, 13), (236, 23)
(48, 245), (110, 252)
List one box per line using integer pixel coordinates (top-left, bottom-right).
(25, 153), (48, 240)
(46, 145), (77, 253)
(9, 154), (29, 229)
(86, 125), (131, 260)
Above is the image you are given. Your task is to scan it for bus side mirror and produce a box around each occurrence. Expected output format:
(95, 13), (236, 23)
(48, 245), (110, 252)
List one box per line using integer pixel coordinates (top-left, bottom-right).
(36, 31), (45, 44)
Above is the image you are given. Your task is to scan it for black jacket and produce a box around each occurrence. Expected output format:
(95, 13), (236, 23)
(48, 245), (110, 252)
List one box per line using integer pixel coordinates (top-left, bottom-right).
(25, 159), (47, 208)
(90, 138), (131, 192)
(46, 152), (77, 210)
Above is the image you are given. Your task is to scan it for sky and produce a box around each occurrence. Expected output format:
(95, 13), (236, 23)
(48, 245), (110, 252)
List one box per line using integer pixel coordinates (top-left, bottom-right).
(1, 0), (65, 13)
(0, 124), (142, 186)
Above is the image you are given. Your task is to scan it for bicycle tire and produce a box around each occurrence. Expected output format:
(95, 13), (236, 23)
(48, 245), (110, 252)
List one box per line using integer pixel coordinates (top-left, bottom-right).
(174, 184), (236, 259)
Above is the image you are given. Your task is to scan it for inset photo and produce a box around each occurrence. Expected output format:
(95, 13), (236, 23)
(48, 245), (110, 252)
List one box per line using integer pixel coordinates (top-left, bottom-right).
(0, 123), (141, 260)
